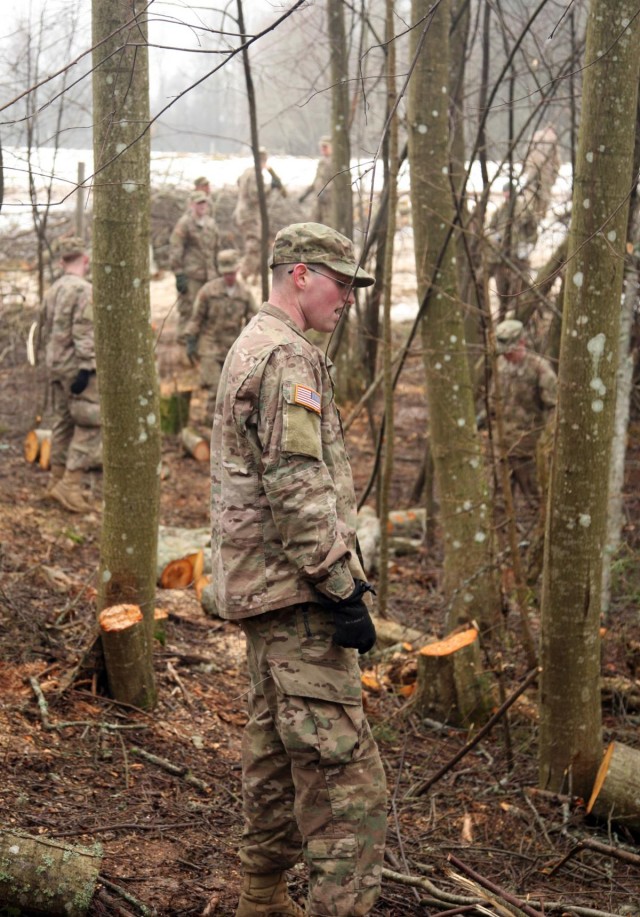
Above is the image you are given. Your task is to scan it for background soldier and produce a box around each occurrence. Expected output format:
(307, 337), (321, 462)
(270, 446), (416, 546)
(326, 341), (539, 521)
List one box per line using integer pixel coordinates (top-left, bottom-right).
(299, 135), (333, 225)
(41, 237), (101, 513)
(233, 147), (286, 282)
(210, 223), (387, 916)
(486, 182), (538, 316)
(184, 248), (256, 425)
(169, 191), (219, 341)
(494, 318), (557, 504)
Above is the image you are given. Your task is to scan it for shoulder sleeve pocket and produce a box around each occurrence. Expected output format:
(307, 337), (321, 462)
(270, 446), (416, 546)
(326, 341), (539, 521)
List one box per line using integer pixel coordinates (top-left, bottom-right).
(283, 381), (322, 460)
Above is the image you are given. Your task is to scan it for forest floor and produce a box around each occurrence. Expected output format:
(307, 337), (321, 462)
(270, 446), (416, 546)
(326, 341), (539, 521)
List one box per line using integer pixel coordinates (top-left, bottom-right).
(1, 270), (640, 916)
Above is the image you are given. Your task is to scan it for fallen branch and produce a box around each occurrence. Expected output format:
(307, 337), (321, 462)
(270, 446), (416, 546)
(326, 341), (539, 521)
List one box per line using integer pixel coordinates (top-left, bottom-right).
(409, 667), (541, 797)
(447, 853), (544, 917)
(99, 876), (154, 916)
(130, 745), (209, 792)
(545, 836), (640, 878)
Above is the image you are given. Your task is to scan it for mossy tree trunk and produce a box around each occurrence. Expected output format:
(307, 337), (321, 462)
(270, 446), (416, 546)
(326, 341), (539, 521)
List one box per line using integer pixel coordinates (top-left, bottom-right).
(408, 0), (498, 723)
(539, 0), (640, 796)
(92, 0), (160, 709)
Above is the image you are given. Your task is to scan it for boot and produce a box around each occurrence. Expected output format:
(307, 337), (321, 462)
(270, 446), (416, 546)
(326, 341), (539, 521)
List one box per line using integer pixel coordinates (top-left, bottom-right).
(45, 465), (65, 496)
(235, 872), (305, 917)
(49, 469), (92, 514)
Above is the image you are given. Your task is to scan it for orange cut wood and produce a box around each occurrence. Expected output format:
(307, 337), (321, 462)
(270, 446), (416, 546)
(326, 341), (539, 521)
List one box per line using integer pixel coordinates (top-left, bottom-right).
(419, 627), (478, 657)
(38, 436), (51, 470)
(99, 604), (143, 633)
(194, 574), (211, 601)
(160, 558), (193, 589)
(187, 549), (204, 583)
(24, 429), (52, 464)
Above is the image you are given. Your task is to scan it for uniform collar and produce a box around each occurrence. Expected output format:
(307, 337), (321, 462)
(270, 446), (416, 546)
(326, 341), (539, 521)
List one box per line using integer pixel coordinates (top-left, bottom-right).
(261, 302), (309, 341)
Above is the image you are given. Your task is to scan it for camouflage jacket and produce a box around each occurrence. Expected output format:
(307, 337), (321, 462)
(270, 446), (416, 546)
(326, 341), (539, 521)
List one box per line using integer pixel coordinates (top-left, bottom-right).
(185, 277), (256, 360)
(233, 167), (271, 225)
(494, 351), (557, 454)
(210, 303), (367, 620)
(487, 196), (538, 262)
(168, 212), (219, 281)
(42, 273), (95, 382)
(311, 157), (334, 223)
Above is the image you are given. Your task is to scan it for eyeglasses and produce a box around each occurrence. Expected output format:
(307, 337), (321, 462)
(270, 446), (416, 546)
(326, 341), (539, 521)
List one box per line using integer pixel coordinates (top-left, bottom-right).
(288, 266), (353, 288)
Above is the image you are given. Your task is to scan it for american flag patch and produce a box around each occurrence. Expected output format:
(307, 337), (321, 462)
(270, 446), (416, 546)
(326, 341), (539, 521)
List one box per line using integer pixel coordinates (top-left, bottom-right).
(293, 383), (322, 414)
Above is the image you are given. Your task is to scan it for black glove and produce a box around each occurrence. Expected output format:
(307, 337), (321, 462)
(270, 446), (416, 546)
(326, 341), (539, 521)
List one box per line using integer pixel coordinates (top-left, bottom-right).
(271, 175), (283, 192)
(175, 272), (188, 294)
(70, 368), (91, 395)
(185, 335), (198, 363)
(321, 580), (377, 654)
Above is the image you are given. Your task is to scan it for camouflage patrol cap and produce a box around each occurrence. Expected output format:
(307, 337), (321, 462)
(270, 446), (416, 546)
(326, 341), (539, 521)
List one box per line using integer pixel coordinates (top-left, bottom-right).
(194, 176), (209, 188)
(191, 190), (209, 204)
(57, 236), (86, 260)
(217, 248), (240, 273)
(496, 319), (524, 353)
(320, 135), (332, 145)
(270, 222), (375, 288)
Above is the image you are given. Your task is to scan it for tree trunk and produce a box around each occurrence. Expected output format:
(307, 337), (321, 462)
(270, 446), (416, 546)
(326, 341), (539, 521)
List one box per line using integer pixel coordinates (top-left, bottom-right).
(539, 0), (640, 796)
(408, 0), (498, 725)
(378, 0), (398, 615)
(0, 828), (102, 916)
(99, 604), (156, 707)
(92, 0), (160, 709)
(327, 0), (352, 240)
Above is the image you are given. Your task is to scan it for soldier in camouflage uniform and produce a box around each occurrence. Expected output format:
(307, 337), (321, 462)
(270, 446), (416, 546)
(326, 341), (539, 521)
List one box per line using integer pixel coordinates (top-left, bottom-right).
(493, 319), (557, 503)
(210, 223), (387, 916)
(299, 136), (334, 225)
(41, 237), (101, 513)
(184, 249), (256, 424)
(486, 183), (539, 316)
(233, 148), (286, 282)
(169, 191), (219, 341)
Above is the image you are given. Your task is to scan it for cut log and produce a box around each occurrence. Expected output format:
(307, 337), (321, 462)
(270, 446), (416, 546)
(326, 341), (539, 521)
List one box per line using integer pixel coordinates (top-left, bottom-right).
(39, 434), (52, 469)
(387, 507), (426, 540)
(157, 525), (211, 588)
(370, 615), (430, 649)
(0, 828), (102, 916)
(23, 428), (52, 465)
(586, 741), (640, 830)
(159, 549), (204, 589)
(159, 386), (192, 434)
(181, 426), (210, 462)
(99, 604), (156, 708)
(194, 574), (211, 602)
(356, 506), (380, 575)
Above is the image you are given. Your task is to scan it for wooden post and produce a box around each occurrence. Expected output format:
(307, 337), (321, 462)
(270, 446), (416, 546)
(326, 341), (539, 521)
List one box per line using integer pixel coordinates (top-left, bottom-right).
(0, 828), (101, 916)
(99, 604), (156, 707)
(75, 161), (86, 239)
(587, 741), (640, 830)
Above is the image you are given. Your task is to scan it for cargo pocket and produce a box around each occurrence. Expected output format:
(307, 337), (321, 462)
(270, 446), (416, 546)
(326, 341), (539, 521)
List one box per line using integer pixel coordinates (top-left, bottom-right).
(269, 656), (364, 767)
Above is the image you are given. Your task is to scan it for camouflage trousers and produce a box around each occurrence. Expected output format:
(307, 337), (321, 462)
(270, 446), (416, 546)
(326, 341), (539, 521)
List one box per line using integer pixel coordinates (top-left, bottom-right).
(177, 278), (205, 342)
(239, 603), (387, 916)
(198, 353), (224, 425)
(50, 375), (102, 472)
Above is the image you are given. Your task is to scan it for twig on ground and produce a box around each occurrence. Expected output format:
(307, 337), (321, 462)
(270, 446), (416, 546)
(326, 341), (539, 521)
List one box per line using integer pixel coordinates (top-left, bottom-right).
(130, 745), (209, 792)
(545, 836), (640, 878)
(447, 853), (544, 917)
(99, 877), (155, 916)
(167, 660), (194, 708)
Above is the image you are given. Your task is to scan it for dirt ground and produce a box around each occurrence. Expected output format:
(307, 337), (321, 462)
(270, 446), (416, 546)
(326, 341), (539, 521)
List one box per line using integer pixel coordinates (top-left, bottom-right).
(1, 272), (640, 916)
